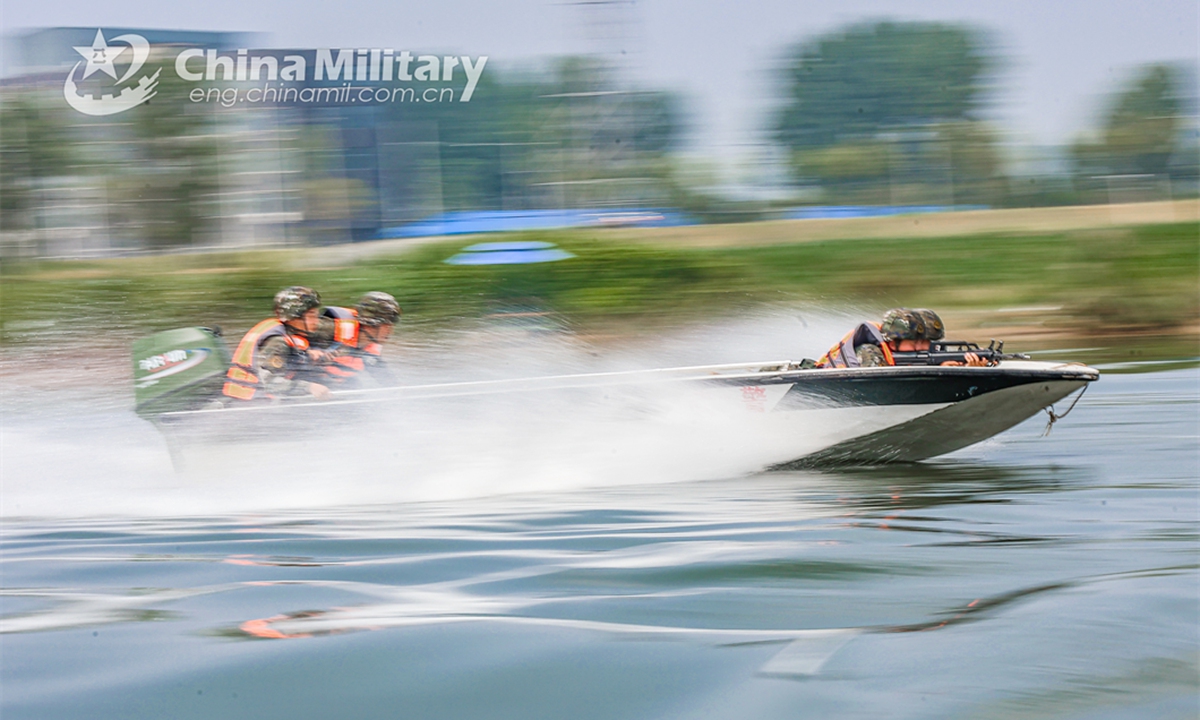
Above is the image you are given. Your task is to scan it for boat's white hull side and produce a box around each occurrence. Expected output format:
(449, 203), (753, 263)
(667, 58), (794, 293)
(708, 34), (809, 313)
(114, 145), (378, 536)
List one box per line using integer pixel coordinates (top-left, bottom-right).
(772, 377), (1089, 466)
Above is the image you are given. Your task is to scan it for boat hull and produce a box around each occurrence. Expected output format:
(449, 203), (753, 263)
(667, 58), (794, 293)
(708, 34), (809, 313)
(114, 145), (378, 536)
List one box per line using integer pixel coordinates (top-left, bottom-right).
(150, 360), (1098, 470)
(772, 375), (1090, 466)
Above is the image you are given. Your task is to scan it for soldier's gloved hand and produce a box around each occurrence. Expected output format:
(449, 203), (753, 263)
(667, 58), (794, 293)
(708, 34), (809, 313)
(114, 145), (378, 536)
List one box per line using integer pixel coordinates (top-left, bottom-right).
(307, 382), (332, 401)
(940, 350), (988, 369)
(964, 352), (991, 367)
(944, 352), (990, 367)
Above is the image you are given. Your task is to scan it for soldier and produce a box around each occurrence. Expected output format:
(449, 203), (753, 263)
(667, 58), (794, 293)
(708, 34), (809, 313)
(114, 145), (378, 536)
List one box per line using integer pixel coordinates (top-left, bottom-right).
(816, 308), (987, 368)
(914, 308), (945, 345)
(221, 286), (333, 402)
(310, 291), (402, 388)
(900, 308), (985, 366)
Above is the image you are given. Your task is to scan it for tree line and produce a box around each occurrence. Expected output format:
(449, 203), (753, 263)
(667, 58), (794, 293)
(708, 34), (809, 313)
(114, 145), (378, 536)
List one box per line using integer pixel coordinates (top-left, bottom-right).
(1, 20), (1196, 251)
(772, 21), (1197, 207)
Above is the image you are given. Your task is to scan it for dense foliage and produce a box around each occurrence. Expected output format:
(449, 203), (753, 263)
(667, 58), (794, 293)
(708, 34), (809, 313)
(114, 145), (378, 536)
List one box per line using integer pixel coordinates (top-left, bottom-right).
(773, 22), (1004, 204)
(1071, 64), (1199, 186)
(775, 22), (992, 150)
(3, 221), (1195, 352)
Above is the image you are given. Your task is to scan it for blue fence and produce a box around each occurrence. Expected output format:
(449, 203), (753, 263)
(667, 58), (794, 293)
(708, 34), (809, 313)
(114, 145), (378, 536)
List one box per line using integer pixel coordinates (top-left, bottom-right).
(379, 205), (989, 239)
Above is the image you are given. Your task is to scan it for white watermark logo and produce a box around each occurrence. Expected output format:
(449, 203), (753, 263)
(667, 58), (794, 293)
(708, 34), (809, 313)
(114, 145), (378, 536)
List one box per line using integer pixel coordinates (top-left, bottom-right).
(62, 31), (488, 114)
(178, 49), (488, 107)
(63, 29), (161, 116)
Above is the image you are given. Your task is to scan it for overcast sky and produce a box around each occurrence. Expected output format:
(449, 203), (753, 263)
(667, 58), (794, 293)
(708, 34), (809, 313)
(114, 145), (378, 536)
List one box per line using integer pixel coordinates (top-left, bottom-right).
(3, 0), (1196, 164)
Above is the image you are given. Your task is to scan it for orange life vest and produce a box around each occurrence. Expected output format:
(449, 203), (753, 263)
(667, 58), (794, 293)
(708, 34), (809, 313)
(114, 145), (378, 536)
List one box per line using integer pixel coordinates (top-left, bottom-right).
(323, 306), (361, 347)
(221, 319), (311, 401)
(815, 322), (895, 368)
(319, 307), (383, 383)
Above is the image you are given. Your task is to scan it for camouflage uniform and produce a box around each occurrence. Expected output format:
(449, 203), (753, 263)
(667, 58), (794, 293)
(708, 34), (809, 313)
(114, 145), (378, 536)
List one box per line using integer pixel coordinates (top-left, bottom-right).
(224, 285), (329, 402)
(307, 318), (392, 386)
(310, 317), (337, 347)
(256, 334), (326, 397)
(816, 307), (931, 369)
(308, 292), (400, 388)
(855, 344), (888, 367)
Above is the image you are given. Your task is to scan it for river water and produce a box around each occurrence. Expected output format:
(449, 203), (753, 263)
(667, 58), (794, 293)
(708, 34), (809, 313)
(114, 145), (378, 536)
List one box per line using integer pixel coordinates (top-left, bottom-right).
(1, 328), (1197, 719)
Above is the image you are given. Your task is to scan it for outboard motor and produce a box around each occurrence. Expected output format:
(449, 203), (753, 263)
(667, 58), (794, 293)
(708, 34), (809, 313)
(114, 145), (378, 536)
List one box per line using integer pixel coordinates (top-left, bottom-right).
(132, 327), (231, 417)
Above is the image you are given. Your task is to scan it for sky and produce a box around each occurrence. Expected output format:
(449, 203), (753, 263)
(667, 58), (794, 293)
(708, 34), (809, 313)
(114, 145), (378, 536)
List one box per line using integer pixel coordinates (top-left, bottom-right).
(3, 0), (1197, 169)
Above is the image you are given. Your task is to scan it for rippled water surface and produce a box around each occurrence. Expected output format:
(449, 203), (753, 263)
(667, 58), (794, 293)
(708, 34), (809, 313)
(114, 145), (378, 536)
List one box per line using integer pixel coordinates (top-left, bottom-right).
(2, 367), (1197, 720)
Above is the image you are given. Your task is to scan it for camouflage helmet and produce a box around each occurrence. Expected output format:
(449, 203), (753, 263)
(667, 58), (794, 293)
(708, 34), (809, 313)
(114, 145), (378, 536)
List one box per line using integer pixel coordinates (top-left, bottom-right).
(914, 308), (945, 341)
(356, 291), (401, 326)
(907, 307), (945, 340)
(879, 308), (926, 342)
(273, 286), (321, 321)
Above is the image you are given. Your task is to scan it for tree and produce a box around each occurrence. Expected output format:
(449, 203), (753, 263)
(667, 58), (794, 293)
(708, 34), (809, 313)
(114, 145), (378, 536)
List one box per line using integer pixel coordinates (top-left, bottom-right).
(775, 21), (994, 151)
(774, 21), (1000, 201)
(1071, 63), (1193, 182)
(0, 93), (76, 233)
(120, 61), (221, 249)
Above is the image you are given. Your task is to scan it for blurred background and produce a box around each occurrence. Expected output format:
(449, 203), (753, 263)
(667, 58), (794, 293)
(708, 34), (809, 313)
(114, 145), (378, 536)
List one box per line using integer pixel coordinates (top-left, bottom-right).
(1, 0), (1196, 257)
(4, 11), (1198, 720)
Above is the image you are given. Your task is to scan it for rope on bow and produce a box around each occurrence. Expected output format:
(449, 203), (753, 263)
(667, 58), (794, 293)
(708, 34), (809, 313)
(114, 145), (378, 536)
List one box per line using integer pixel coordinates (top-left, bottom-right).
(1042, 384), (1089, 437)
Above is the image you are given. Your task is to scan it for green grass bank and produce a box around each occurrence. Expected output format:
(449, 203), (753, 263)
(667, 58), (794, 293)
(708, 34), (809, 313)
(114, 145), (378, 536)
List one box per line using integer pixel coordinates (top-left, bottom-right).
(2, 220), (1197, 366)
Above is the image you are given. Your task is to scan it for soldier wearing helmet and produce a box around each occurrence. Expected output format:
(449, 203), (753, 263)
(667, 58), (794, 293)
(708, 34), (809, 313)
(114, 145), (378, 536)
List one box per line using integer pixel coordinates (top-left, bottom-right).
(914, 308), (945, 342)
(221, 286), (333, 402)
(896, 308), (985, 365)
(816, 308), (987, 368)
(309, 291), (402, 388)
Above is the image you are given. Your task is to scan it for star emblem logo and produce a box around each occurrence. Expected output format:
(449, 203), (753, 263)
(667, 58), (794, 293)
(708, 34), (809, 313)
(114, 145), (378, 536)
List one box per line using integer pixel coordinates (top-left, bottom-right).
(63, 29), (158, 116)
(73, 29), (128, 80)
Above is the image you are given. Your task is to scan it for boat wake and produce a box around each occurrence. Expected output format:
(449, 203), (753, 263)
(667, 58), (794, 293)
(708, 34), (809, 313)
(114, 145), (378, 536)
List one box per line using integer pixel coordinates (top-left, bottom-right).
(2, 312), (851, 518)
(1, 309), (1096, 519)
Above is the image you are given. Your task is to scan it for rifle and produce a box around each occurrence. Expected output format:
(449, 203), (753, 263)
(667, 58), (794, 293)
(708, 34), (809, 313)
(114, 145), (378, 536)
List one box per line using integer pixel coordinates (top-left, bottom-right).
(890, 339), (1031, 367)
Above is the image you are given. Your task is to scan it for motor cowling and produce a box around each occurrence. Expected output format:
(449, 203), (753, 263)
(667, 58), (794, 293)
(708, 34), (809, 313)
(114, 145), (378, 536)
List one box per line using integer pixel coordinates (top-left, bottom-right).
(132, 327), (231, 417)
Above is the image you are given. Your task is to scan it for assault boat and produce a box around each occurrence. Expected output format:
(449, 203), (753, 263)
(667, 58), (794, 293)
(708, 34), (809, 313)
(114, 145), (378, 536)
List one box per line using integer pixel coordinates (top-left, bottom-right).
(132, 327), (1098, 469)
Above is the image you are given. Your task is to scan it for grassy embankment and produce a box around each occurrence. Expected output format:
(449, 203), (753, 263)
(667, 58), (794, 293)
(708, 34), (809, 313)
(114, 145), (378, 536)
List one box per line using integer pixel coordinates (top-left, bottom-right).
(2, 208), (1197, 367)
